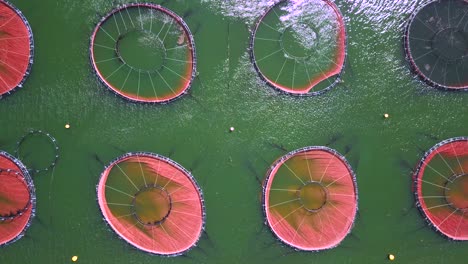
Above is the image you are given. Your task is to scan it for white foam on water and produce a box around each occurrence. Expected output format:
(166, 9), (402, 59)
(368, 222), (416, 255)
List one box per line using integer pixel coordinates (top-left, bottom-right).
(200, 0), (278, 23)
(336, 0), (433, 34)
(200, 50), (360, 151)
(279, 0), (339, 52)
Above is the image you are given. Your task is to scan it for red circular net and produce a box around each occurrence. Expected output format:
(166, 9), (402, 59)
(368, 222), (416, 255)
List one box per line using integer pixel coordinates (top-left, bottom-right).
(0, 1), (32, 96)
(414, 138), (468, 240)
(97, 153), (204, 256)
(263, 147), (357, 251)
(0, 152), (34, 246)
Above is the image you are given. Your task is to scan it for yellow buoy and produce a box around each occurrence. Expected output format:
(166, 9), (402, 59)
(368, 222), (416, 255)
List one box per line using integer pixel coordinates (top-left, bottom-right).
(65, 124), (71, 129)
(388, 254), (395, 261)
(384, 113), (390, 119)
(72, 256), (78, 262)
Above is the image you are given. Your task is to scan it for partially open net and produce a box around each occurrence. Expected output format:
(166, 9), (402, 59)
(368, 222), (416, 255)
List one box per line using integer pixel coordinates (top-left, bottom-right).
(0, 151), (35, 247)
(414, 137), (468, 240)
(263, 146), (357, 251)
(90, 3), (196, 103)
(97, 152), (205, 256)
(250, 0), (346, 95)
(0, 0), (33, 98)
(404, 0), (468, 90)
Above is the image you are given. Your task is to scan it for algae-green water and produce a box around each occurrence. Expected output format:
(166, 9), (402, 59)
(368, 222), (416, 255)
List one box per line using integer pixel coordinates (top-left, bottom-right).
(0, 0), (467, 263)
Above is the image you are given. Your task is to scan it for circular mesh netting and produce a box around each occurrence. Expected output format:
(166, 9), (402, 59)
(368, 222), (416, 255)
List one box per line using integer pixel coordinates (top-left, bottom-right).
(263, 146), (357, 251)
(0, 151), (35, 246)
(414, 137), (468, 240)
(404, 0), (468, 90)
(0, 0), (34, 98)
(251, 0), (346, 95)
(97, 152), (205, 256)
(90, 3), (196, 103)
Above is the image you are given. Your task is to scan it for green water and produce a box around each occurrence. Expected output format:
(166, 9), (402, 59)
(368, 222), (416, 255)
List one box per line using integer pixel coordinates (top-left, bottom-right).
(117, 30), (166, 71)
(0, 0), (467, 263)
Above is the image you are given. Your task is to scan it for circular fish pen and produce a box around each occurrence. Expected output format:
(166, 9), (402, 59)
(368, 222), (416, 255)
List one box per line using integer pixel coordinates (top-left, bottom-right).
(90, 3), (196, 104)
(15, 130), (59, 174)
(0, 0), (34, 98)
(250, 0), (346, 96)
(97, 152), (205, 256)
(0, 151), (35, 246)
(262, 146), (357, 251)
(413, 137), (468, 240)
(404, 0), (468, 91)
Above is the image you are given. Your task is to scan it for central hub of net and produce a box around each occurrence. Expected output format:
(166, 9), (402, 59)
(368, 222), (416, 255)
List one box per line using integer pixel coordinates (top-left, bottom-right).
(432, 27), (467, 62)
(297, 181), (327, 212)
(280, 24), (318, 59)
(116, 30), (166, 72)
(445, 174), (468, 211)
(132, 185), (171, 225)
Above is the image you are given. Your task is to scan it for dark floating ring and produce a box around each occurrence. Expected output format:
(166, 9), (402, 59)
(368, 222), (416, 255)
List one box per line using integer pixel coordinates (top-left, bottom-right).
(15, 130), (59, 174)
(404, 0), (468, 91)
